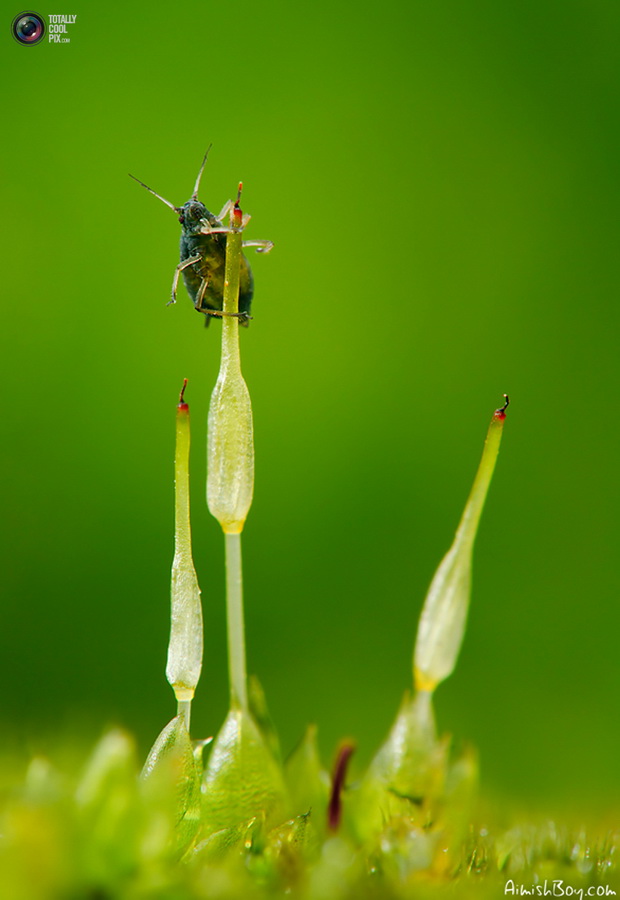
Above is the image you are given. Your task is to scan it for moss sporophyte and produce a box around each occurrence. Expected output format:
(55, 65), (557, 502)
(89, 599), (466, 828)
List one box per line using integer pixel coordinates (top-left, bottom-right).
(4, 157), (617, 899)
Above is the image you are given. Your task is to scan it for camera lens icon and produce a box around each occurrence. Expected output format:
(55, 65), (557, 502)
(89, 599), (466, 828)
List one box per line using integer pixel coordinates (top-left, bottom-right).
(12, 11), (45, 44)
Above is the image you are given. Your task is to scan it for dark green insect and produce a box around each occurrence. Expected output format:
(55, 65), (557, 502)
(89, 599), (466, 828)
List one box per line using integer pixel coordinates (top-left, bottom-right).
(129, 149), (272, 325)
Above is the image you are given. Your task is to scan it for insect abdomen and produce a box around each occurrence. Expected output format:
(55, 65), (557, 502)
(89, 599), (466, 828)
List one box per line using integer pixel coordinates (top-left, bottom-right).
(180, 232), (254, 325)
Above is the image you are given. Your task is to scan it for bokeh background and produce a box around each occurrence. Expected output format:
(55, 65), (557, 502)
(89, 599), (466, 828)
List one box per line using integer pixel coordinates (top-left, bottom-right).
(2, 0), (619, 815)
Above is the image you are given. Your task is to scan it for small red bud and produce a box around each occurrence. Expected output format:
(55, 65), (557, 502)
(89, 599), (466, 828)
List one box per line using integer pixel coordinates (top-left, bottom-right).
(178, 378), (189, 411)
(494, 393), (510, 420)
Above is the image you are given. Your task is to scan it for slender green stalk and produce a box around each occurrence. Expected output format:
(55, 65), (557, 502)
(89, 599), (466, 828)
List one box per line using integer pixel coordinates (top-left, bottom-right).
(167, 381), (203, 729)
(207, 188), (253, 711)
(225, 532), (248, 711)
(176, 699), (192, 730)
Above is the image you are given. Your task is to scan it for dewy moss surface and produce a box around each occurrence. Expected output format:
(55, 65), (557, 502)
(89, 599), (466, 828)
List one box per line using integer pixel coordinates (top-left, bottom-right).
(0, 724), (617, 900)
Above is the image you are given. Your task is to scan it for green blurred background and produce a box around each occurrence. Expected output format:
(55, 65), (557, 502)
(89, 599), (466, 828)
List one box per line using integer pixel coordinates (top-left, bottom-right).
(2, 0), (619, 814)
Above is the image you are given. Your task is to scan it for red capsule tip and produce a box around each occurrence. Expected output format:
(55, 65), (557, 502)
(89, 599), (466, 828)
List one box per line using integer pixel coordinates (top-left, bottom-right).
(494, 393), (510, 420)
(178, 378), (189, 409)
(327, 741), (355, 832)
(232, 183), (244, 226)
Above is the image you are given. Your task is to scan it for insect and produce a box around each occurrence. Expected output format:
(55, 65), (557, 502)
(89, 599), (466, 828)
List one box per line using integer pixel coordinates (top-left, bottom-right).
(129, 148), (273, 325)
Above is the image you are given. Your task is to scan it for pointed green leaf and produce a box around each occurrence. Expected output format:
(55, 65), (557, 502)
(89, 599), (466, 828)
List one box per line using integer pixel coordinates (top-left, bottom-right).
(285, 725), (330, 824)
(141, 715), (202, 857)
(249, 674), (282, 763)
(352, 691), (447, 841)
(202, 707), (288, 836)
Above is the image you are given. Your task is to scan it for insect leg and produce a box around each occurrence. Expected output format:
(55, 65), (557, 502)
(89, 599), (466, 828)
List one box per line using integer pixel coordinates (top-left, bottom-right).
(194, 278), (251, 323)
(198, 225), (231, 235)
(169, 254), (202, 306)
(203, 309), (253, 323)
(217, 199), (232, 220)
(199, 214), (251, 235)
(194, 275), (210, 311)
(242, 239), (274, 254)
(194, 276), (252, 324)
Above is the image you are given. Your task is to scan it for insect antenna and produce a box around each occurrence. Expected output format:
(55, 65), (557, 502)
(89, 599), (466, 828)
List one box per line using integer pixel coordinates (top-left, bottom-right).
(128, 173), (179, 212)
(191, 144), (213, 200)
